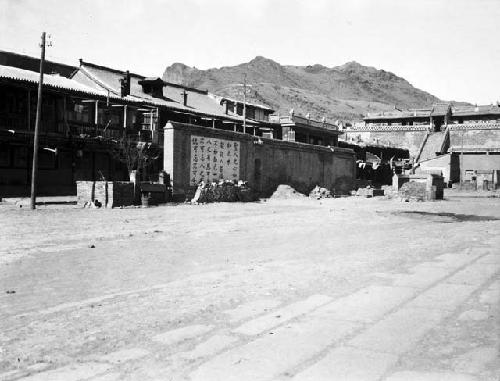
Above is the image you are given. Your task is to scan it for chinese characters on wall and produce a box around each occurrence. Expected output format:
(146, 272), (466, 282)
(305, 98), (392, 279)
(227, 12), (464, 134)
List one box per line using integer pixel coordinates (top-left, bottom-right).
(190, 135), (240, 185)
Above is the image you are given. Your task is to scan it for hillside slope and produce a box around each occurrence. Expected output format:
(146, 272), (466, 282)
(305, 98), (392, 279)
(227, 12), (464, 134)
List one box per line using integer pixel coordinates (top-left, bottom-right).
(163, 56), (441, 120)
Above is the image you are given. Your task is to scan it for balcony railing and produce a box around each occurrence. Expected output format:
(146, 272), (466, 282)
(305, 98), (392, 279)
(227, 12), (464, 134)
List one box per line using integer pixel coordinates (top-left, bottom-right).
(65, 122), (124, 140)
(348, 124), (430, 132)
(449, 122), (500, 130)
(0, 115), (163, 145)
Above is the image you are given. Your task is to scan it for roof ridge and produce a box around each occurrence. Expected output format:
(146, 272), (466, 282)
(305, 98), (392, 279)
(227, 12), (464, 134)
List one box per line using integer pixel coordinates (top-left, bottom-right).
(77, 66), (119, 96)
(79, 59), (144, 79)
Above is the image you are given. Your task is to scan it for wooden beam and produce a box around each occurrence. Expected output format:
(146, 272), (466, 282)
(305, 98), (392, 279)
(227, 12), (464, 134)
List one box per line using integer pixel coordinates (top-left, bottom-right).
(94, 100), (99, 125)
(156, 107), (159, 130)
(27, 89), (31, 130)
(150, 107), (154, 131)
(123, 104), (127, 129)
(63, 95), (68, 135)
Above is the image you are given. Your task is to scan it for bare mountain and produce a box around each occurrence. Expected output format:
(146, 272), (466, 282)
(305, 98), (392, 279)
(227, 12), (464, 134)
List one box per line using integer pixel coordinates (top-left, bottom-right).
(163, 56), (442, 120)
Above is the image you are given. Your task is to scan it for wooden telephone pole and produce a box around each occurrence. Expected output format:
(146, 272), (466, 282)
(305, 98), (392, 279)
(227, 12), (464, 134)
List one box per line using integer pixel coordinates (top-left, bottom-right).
(30, 32), (46, 210)
(243, 73), (247, 134)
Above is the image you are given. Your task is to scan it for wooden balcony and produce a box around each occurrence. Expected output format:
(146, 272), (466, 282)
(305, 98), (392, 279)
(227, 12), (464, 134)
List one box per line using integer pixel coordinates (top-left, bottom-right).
(0, 116), (162, 145)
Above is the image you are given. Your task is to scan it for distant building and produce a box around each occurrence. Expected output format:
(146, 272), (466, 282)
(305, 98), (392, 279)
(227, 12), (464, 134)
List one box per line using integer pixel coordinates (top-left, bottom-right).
(348, 103), (500, 188)
(212, 94), (274, 122)
(362, 103), (500, 131)
(269, 114), (342, 147)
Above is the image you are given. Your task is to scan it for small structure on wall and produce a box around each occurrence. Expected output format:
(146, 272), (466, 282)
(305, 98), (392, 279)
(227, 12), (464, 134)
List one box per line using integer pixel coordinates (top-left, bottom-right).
(269, 113), (342, 147)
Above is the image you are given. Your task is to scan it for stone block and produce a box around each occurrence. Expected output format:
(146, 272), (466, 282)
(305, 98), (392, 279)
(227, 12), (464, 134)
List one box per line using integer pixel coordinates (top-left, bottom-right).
(93, 181), (107, 206)
(76, 181), (94, 206)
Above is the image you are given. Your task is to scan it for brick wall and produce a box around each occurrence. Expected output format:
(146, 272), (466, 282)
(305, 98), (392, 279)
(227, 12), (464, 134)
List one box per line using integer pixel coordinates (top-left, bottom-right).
(164, 122), (356, 199)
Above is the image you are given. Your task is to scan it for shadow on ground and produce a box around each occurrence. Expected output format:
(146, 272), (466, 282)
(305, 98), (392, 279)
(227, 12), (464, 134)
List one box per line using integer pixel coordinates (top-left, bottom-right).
(395, 211), (500, 223)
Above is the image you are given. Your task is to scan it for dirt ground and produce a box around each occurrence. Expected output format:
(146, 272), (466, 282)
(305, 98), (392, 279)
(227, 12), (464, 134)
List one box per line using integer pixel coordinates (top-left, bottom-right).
(0, 191), (499, 381)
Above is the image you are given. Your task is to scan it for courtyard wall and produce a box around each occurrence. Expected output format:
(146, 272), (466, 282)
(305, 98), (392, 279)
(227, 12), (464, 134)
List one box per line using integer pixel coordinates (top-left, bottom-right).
(164, 122), (356, 199)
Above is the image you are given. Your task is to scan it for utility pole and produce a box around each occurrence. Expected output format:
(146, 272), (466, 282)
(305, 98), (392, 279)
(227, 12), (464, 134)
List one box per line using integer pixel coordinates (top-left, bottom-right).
(460, 128), (464, 187)
(235, 73), (251, 134)
(30, 32), (46, 210)
(243, 73), (247, 134)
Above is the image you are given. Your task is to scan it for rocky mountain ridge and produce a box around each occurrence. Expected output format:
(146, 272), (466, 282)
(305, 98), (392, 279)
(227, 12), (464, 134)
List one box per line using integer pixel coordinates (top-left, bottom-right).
(163, 56), (442, 120)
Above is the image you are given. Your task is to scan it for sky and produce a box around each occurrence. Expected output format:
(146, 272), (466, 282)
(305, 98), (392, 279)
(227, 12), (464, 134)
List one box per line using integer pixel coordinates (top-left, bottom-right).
(1, 0), (499, 104)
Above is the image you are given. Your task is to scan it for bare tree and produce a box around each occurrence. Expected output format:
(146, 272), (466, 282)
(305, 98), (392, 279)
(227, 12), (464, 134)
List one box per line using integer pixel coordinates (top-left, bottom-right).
(111, 137), (160, 179)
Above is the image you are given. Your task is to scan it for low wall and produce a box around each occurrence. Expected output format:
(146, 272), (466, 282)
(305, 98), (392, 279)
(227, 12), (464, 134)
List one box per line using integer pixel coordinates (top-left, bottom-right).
(344, 130), (427, 158)
(77, 181), (134, 208)
(164, 122), (356, 199)
(394, 174), (444, 200)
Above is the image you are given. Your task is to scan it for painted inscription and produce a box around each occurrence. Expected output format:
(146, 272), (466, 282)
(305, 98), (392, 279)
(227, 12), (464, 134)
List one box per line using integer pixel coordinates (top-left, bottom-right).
(190, 135), (240, 185)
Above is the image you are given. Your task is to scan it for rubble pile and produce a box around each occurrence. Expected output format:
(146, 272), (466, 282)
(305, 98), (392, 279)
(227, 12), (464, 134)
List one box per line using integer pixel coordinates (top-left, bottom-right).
(309, 185), (333, 199)
(191, 180), (256, 204)
(269, 184), (306, 200)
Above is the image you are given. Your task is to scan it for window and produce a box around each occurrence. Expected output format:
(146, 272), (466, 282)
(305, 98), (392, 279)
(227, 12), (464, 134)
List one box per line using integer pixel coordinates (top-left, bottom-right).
(67, 99), (91, 123)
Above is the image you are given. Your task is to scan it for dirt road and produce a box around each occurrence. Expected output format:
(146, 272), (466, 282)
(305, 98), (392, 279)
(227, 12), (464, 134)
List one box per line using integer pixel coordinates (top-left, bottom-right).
(1, 193), (499, 380)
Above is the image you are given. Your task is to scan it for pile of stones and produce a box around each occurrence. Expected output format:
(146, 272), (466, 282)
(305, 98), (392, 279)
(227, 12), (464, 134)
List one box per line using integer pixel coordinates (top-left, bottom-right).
(269, 184), (306, 200)
(309, 185), (333, 199)
(191, 180), (256, 204)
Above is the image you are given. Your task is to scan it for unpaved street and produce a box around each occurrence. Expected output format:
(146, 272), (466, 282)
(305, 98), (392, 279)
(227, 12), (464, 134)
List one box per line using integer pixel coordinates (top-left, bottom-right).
(1, 193), (499, 380)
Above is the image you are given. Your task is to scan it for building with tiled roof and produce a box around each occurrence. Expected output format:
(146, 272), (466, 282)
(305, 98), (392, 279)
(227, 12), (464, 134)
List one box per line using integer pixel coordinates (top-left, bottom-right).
(361, 102), (500, 132)
(0, 50), (282, 197)
(346, 101), (500, 188)
(72, 59), (262, 131)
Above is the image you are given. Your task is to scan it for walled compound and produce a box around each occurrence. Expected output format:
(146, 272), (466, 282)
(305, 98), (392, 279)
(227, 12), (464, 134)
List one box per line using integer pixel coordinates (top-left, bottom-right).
(345, 103), (500, 188)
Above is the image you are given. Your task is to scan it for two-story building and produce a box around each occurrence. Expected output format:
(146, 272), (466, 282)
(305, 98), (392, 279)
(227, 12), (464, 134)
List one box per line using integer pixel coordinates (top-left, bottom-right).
(349, 102), (500, 188)
(0, 51), (271, 197)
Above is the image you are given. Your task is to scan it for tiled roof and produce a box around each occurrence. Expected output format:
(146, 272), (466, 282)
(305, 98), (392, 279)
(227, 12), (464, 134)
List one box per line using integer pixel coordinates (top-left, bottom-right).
(365, 103), (500, 121)
(163, 85), (228, 117)
(74, 61), (250, 123)
(0, 64), (110, 97)
(430, 103), (451, 116)
(453, 104), (500, 117)
(211, 93), (274, 112)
